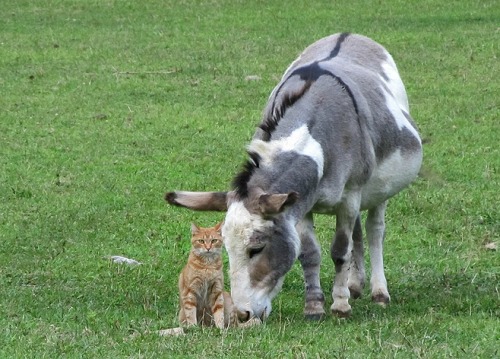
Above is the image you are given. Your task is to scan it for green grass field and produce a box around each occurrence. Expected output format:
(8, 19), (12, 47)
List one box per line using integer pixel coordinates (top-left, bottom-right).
(1, 0), (498, 357)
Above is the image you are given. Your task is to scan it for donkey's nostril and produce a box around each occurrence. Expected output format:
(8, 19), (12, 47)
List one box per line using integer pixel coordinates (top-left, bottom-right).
(237, 310), (251, 322)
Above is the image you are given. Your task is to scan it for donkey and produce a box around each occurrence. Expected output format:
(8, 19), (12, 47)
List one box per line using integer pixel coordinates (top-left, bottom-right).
(166, 33), (422, 322)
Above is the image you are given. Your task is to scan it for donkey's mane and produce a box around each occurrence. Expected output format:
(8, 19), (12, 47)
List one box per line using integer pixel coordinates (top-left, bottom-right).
(232, 151), (261, 199)
(259, 80), (313, 140)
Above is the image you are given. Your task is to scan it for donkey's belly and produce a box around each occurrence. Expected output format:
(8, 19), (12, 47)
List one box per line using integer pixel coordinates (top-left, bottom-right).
(360, 148), (422, 210)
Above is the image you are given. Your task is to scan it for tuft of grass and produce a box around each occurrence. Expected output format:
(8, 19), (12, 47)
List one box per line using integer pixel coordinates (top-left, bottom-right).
(1, 0), (498, 358)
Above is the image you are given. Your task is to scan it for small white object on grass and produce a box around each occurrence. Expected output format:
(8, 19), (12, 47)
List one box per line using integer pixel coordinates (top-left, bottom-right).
(245, 75), (261, 81)
(484, 242), (497, 251)
(106, 255), (142, 265)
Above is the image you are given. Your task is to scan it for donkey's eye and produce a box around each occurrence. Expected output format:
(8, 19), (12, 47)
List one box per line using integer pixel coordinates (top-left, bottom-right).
(248, 246), (265, 259)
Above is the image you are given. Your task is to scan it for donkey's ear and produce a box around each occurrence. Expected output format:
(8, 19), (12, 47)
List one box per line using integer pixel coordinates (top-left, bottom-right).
(165, 191), (229, 211)
(191, 222), (200, 234)
(258, 192), (299, 215)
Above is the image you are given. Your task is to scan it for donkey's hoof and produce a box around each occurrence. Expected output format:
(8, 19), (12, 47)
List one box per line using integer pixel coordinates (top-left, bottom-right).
(304, 301), (326, 321)
(331, 308), (352, 318)
(331, 303), (352, 318)
(372, 293), (390, 307)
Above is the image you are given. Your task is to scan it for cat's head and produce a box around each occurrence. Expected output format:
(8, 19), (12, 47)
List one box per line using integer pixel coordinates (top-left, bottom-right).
(190, 222), (224, 256)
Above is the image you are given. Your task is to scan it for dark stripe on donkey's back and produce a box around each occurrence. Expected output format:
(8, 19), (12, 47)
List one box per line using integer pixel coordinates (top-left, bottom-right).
(287, 63), (360, 118)
(262, 62), (359, 139)
(328, 32), (350, 59)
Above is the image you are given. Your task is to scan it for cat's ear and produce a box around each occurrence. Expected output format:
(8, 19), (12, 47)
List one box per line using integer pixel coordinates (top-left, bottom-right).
(191, 222), (200, 234)
(214, 221), (223, 233)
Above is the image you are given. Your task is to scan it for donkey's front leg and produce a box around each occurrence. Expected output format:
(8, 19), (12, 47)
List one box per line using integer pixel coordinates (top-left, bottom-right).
(297, 213), (325, 320)
(367, 201), (390, 305)
(330, 197), (360, 317)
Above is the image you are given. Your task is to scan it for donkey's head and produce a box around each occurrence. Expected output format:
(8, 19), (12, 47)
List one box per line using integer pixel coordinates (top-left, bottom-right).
(223, 190), (299, 321)
(166, 189), (299, 321)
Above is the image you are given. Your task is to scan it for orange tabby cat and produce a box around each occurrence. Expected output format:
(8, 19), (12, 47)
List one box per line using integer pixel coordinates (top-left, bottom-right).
(178, 222), (238, 329)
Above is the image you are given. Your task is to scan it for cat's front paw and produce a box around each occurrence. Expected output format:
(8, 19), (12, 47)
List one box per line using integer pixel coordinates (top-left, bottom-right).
(238, 317), (261, 328)
(158, 327), (185, 336)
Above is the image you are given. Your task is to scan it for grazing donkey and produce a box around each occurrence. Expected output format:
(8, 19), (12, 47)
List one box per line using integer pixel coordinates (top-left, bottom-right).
(166, 33), (422, 322)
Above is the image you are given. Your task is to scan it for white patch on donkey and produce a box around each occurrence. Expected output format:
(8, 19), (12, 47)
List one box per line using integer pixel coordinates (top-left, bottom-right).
(379, 58), (420, 141)
(248, 125), (324, 178)
(380, 58), (409, 113)
(361, 149), (421, 209)
(222, 201), (278, 319)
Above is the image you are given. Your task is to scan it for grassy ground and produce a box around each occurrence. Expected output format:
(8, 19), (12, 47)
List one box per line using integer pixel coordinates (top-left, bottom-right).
(1, 0), (498, 358)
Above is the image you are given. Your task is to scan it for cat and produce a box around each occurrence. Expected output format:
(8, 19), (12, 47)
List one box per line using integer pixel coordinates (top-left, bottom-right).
(178, 222), (238, 329)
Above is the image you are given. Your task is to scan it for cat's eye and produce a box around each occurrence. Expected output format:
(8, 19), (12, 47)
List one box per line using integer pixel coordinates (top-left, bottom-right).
(248, 246), (265, 259)
(211, 239), (218, 243)
(197, 239), (204, 244)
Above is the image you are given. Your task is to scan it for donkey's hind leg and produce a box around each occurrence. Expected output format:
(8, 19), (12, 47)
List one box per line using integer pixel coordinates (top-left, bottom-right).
(366, 201), (390, 306)
(330, 193), (361, 317)
(348, 215), (365, 299)
(297, 213), (325, 320)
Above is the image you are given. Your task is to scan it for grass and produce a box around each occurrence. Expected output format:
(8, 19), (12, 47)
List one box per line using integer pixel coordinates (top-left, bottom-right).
(1, 0), (498, 357)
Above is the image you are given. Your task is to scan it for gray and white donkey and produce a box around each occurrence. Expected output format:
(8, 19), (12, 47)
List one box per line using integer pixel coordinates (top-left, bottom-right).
(166, 33), (422, 322)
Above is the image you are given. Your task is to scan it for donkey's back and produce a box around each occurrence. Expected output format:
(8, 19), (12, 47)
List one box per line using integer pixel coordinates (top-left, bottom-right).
(257, 33), (422, 213)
